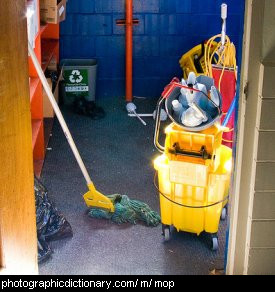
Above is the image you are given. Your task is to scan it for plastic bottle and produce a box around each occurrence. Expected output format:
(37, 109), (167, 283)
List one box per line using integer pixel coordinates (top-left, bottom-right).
(187, 72), (197, 87)
(181, 78), (188, 93)
(181, 104), (208, 128)
(207, 86), (220, 116)
(197, 83), (208, 95)
(179, 79), (188, 107)
(186, 72), (197, 105)
(172, 100), (184, 122)
(194, 83), (208, 110)
(210, 86), (220, 106)
(182, 107), (203, 127)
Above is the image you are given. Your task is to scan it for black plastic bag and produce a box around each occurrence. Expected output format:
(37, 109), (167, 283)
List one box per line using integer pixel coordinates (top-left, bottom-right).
(35, 177), (73, 263)
(73, 96), (105, 120)
(37, 237), (52, 264)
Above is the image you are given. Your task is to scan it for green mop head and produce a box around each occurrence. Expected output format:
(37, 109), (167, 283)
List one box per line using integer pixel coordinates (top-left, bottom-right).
(88, 194), (161, 226)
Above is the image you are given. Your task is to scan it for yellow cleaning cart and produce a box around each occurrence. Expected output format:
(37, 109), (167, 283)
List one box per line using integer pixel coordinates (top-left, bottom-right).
(179, 41), (218, 79)
(153, 78), (232, 250)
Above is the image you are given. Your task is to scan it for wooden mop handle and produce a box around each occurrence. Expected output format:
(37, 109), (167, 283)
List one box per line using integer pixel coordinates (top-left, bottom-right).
(28, 42), (92, 185)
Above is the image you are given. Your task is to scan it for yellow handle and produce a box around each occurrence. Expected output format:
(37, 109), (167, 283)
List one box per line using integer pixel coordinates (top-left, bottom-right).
(83, 184), (115, 212)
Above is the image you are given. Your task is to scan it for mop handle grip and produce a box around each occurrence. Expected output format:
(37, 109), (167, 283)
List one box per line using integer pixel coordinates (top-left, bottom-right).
(221, 4), (227, 47)
(221, 3), (228, 20)
(28, 42), (92, 185)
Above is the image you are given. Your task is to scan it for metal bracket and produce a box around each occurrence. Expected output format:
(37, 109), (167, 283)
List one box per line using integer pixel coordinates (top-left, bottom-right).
(168, 143), (212, 160)
(116, 19), (140, 26)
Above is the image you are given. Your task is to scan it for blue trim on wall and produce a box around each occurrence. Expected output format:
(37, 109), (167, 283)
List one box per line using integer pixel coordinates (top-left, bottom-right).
(61, 0), (245, 99)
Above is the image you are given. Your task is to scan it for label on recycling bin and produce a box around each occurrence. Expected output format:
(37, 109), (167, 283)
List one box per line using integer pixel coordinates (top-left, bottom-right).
(64, 69), (89, 97)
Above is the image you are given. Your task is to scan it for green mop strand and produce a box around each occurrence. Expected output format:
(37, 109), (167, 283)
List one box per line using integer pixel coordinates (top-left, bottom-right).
(88, 194), (161, 226)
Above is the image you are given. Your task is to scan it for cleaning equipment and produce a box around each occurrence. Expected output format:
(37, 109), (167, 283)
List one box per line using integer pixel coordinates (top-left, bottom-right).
(204, 4), (237, 89)
(180, 4), (237, 88)
(203, 4), (237, 148)
(180, 3), (237, 148)
(28, 42), (160, 227)
(128, 109), (168, 122)
(153, 77), (232, 250)
(160, 73), (222, 132)
(126, 102), (147, 126)
(89, 194), (160, 226)
(172, 100), (184, 121)
(179, 41), (219, 79)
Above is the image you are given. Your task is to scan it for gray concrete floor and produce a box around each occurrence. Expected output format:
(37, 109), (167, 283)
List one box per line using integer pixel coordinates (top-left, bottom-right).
(39, 97), (227, 275)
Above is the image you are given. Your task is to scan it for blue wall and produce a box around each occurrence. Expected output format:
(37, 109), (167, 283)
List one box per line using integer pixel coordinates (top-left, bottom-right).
(60, 0), (245, 99)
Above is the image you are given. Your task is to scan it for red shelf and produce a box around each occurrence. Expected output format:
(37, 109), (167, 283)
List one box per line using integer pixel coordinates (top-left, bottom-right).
(44, 118), (54, 148)
(40, 23), (48, 35)
(41, 39), (59, 71)
(29, 77), (40, 102)
(31, 119), (42, 150)
(28, 0), (60, 177)
(34, 159), (44, 178)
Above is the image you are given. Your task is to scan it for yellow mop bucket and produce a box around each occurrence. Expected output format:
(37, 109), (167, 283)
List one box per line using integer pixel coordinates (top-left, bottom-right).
(153, 78), (230, 250)
(154, 145), (232, 250)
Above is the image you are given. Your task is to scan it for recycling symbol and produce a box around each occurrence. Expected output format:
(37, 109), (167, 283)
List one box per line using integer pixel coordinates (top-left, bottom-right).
(69, 70), (83, 84)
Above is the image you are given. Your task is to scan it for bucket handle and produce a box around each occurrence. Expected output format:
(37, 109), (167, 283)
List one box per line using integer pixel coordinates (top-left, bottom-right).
(154, 96), (165, 153)
(154, 78), (183, 153)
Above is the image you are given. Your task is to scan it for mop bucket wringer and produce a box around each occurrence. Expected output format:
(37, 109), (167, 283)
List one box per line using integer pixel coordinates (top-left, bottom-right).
(153, 77), (232, 250)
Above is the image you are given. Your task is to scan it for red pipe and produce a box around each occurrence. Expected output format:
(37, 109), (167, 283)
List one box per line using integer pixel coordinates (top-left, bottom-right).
(125, 0), (133, 102)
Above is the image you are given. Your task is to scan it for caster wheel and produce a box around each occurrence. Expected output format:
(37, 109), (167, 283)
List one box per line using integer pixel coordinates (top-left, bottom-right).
(211, 237), (218, 251)
(162, 224), (171, 242)
(164, 228), (171, 242)
(221, 208), (227, 221)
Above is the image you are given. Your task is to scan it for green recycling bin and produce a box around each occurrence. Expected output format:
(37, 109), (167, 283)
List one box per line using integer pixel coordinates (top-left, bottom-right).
(61, 59), (97, 105)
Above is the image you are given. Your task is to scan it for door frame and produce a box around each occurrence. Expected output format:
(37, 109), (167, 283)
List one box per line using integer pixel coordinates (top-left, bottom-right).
(226, 0), (265, 275)
(0, 0), (38, 275)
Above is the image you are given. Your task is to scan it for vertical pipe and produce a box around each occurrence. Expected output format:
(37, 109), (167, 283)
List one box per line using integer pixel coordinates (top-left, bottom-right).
(125, 0), (133, 102)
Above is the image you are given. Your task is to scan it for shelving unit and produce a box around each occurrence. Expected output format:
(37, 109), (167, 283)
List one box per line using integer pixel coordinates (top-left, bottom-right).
(41, 39), (59, 71)
(28, 1), (60, 177)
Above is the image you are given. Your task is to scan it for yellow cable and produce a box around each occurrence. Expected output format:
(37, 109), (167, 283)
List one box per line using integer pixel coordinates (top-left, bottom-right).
(223, 128), (234, 133)
(222, 138), (234, 143)
(204, 34), (237, 91)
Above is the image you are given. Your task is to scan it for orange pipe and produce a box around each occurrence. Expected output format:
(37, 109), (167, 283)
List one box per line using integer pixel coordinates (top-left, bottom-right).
(125, 0), (133, 102)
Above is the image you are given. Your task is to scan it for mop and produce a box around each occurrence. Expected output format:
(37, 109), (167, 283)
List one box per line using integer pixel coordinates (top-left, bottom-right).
(204, 4), (238, 91)
(28, 42), (160, 227)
